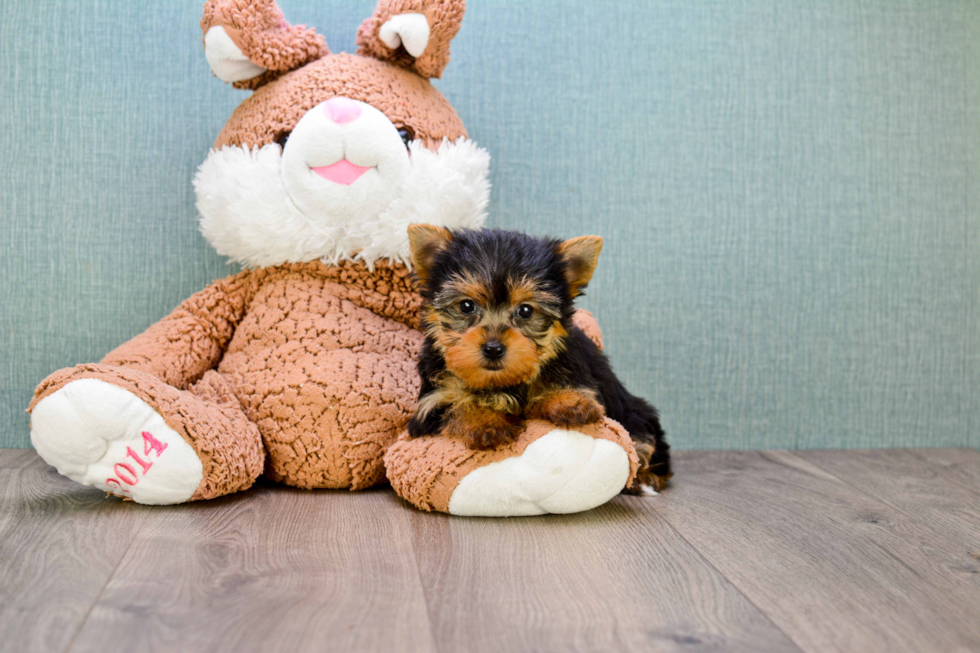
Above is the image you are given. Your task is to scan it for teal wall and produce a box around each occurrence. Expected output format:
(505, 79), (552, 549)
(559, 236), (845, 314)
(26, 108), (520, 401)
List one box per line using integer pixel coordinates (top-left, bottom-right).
(1, 0), (977, 449)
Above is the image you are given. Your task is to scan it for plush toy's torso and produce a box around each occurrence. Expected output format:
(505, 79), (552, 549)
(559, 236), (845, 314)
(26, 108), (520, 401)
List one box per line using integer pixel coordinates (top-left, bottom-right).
(217, 261), (423, 489)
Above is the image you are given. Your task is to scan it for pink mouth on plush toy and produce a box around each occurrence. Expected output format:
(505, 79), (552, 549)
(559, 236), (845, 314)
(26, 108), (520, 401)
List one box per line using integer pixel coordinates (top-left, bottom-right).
(310, 160), (372, 185)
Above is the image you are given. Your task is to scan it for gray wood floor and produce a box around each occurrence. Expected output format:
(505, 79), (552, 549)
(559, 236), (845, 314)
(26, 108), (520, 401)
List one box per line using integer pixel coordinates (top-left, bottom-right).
(1, 448), (978, 653)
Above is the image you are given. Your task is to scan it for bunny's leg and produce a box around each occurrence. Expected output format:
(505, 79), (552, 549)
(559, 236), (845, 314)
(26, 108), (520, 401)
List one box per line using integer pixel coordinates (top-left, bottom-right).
(30, 366), (263, 505)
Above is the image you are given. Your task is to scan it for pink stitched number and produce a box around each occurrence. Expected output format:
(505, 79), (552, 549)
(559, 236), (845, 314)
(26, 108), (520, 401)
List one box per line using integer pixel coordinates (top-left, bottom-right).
(105, 432), (168, 494)
(126, 447), (152, 474)
(142, 431), (168, 457)
(105, 478), (130, 493)
(114, 463), (139, 486)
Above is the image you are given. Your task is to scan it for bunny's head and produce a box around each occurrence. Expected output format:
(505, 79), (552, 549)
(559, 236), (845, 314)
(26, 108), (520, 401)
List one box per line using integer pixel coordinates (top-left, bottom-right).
(194, 0), (489, 268)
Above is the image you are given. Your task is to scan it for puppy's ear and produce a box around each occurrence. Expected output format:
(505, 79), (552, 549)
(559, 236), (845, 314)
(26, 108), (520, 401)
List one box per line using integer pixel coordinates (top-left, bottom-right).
(201, 0), (329, 90)
(408, 224), (454, 283)
(557, 236), (603, 297)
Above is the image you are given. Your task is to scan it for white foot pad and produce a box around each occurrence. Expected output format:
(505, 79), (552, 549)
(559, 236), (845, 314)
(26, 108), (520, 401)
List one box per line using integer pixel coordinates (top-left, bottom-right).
(448, 429), (631, 517)
(30, 379), (203, 505)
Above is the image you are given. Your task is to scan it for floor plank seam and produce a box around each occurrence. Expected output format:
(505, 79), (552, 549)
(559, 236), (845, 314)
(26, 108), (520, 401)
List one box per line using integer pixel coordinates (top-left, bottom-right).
(646, 501), (807, 653)
(60, 508), (151, 653)
(791, 452), (917, 517)
(403, 504), (441, 653)
(787, 451), (977, 558)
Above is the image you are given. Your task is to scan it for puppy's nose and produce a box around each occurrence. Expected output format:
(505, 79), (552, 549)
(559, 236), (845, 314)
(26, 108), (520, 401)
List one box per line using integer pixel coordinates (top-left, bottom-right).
(482, 340), (506, 361)
(322, 97), (361, 124)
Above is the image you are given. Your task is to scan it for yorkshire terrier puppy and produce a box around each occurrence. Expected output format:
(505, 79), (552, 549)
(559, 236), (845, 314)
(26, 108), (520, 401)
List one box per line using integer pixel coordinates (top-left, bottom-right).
(406, 225), (671, 493)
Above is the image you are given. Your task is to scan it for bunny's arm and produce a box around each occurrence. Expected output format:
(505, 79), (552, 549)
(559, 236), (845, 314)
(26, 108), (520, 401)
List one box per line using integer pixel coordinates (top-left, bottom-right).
(99, 270), (257, 390)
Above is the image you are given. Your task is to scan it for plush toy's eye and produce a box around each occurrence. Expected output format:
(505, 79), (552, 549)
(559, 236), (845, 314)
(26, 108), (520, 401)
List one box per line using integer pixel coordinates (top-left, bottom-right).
(275, 131), (291, 151)
(459, 299), (476, 314)
(397, 128), (414, 149)
(517, 304), (534, 319)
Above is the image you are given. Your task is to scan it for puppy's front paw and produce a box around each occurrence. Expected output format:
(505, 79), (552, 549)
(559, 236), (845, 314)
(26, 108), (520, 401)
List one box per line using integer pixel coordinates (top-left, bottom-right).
(529, 389), (605, 428)
(446, 408), (523, 450)
(465, 423), (521, 450)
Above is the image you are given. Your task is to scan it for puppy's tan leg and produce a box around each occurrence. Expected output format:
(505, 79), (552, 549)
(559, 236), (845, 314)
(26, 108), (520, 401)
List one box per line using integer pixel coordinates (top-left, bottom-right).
(445, 404), (524, 450)
(527, 388), (605, 428)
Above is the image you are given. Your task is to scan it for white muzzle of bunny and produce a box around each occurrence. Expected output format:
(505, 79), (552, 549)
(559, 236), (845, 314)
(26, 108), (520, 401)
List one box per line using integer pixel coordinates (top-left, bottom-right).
(194, 98), (490, 269)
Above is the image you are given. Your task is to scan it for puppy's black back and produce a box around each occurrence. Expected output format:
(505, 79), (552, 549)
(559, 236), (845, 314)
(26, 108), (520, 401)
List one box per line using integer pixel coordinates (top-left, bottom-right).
(544, 327), (671, 480)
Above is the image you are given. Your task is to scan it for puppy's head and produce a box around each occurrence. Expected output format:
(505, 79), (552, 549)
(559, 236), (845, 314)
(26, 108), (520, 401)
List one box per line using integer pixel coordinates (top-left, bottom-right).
(408, 225), (603, 389)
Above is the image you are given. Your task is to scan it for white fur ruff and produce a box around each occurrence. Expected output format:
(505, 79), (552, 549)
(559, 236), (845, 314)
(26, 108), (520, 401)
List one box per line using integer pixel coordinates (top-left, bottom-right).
(194, 137), (490, 269)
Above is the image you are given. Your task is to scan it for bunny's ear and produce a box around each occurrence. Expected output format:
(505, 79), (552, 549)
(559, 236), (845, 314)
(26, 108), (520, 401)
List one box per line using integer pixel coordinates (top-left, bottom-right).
(356, 0), (465, 79)
(201, 0), (329, 90)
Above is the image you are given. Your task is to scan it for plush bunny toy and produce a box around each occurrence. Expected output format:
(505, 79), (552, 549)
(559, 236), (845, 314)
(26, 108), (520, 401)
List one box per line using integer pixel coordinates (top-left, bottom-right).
(28, 0), (638, 516)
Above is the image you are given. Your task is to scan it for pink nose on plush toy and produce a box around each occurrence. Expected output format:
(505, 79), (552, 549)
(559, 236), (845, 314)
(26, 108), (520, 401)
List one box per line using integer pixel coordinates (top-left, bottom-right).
(323, 97), (361, 124)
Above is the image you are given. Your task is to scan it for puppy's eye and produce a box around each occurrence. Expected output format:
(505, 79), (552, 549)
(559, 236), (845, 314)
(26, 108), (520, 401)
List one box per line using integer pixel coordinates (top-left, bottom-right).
(517, 304), (534, 319)
(459, 299), (476, 315)
(397, 128), (414, 149)
(275, 131), (292, 151)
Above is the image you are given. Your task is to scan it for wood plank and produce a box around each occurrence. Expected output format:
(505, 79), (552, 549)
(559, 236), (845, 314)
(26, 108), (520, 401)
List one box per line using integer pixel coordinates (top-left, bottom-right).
(7, 447), (978, 653)
(0, 448), (38, 469)
(799, 449), (980, 556)
(911, 447), (980, 493)
(0, 452), (150, 653)
(409, 497), (801, 653)
(69, 482), (437, 653)
(652, 451), (980, 653)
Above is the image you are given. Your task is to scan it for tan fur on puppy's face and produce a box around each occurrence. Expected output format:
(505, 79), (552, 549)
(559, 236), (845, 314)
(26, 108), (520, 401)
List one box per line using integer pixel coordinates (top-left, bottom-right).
(424, 272), (567, 390)
(444, 326), (539, 389)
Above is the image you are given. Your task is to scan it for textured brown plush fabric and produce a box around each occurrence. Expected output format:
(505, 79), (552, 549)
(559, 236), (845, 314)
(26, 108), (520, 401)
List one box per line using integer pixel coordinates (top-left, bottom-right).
(214, 53), (466, 151)
(572, 309), (604, 350)
(384, 418), (639, 513)
(356, 0), (465, 79)
(99, 271), (256, 391)
(216, 262), (423, 489)
(31, 261), (424, 494)
(201, 0), (330, 90)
